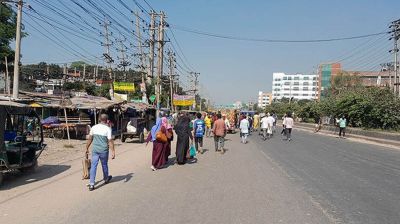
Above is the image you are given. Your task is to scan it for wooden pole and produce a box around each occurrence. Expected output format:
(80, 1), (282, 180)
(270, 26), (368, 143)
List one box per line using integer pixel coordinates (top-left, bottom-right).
(64, 108), (71, 144)
(94, 108), (97, 125)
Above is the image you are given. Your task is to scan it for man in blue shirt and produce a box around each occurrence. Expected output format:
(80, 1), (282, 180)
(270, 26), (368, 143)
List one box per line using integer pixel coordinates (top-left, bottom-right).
(193, 112), (205, 154)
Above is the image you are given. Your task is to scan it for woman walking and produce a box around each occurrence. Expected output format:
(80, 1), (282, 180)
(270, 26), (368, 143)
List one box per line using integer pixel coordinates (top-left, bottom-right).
(146, 118), (168, 171)
(174, 114), (193, 165)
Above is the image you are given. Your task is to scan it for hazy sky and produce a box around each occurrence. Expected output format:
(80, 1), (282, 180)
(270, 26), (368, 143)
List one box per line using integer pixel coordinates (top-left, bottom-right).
(20, 0), (400, 104)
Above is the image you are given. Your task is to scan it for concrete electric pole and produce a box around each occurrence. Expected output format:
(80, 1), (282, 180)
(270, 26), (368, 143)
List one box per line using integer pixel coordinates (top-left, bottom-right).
(135, 11), (148, 103)
(102, 18), (114, 98)
(390, 19), (400, 95)
(12, 0), (23, 99)
(156, 12), (166, 118)
(147, 10), (156, 84)
(190, 72), (200, 110)
(168, 50), (176, 112)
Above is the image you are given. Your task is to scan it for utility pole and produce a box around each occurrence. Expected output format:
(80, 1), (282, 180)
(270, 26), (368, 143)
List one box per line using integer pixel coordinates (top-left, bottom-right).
(147, 10), (156, 84)
(102, 17), (114, 97)
(156, 12), (166, 118)
(83, 63), (86, 81)
(12, 0), (23, 99)
(63, 64), (67, 75)
(168, 50), (175, 112)
(116, 37), (130, 80)
(190, 72), (200, 110)
(390, 19), (400, 95)
(135, 11), (147, 103)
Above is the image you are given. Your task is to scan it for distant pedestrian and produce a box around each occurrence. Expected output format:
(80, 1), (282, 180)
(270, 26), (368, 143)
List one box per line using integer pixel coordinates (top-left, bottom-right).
(253, 113), (260, 132)
(267, 113), (275, 137)
(174, 114), (193, 165)
(213, 113), (227, 154)
(281, 113), (287, 135)
(248, 115), (253, 133)
(223, 114), (231, 131)
(193, 112), (205, 154)
(283, 113), (294, 141)
(240, 116), (250, 143)
(260, 114), (268, 140)
(146, 117), (168, 171)
(85, 114), (115, 191)
(204, 114), (212, 137)
(272, 112), (278, 133)
(338, 115), (347, 138)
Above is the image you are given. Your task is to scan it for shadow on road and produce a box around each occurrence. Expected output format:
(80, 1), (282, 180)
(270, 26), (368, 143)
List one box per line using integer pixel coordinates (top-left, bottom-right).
(111, 173), (134, 183)
(0, 164), (71, 190)
(94, 173), (135, 190)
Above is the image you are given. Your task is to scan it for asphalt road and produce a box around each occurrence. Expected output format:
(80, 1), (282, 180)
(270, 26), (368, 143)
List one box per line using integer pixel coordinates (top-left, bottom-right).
(0, 129), (399, 224)
(251, 129), (400, 224)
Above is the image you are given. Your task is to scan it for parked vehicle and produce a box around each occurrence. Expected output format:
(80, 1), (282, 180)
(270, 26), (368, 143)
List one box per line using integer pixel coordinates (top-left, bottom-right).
(120, 117), (146, 143)
(0, 102), (46, 186)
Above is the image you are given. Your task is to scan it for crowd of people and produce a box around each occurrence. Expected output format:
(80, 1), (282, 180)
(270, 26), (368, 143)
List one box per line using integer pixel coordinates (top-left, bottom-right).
(84, 110), (296, 191)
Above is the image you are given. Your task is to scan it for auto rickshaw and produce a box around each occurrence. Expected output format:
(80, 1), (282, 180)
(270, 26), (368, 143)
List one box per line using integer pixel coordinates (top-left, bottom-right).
(0, 102), (46, 186)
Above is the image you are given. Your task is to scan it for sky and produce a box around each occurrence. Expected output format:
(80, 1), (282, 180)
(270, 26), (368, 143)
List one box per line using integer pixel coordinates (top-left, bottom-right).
(19, 0), (400, 104)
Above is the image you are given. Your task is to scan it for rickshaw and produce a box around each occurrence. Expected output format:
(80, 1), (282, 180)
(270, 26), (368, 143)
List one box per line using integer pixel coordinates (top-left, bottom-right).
(119, 107), (146, 143)
(0, 102), (46, 186)
(120, 117), (146, 143)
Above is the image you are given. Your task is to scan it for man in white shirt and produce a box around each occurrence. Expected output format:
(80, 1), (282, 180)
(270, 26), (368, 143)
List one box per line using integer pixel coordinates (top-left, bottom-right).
(239, 116), (250, 144)
(283, 113), (294, 141)
(260, 115), (269, 140)
(266, 113), (275, 138)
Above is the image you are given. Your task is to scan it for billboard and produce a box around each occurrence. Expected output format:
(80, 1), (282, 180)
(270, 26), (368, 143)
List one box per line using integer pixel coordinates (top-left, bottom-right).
(113, 82), (135, 92)
(173, 94), (195, 106)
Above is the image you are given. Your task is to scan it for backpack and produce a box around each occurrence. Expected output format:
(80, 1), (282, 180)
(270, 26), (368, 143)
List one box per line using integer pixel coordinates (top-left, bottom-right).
(194, 119), (205, 137)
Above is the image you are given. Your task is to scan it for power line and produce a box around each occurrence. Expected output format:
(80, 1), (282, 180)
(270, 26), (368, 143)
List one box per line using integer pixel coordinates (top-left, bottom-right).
(166, 30), (196, 71)
(170, 24), (388, 43)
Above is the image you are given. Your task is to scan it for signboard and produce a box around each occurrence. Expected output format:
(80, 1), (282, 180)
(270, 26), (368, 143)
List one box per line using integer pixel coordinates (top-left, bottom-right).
(114, 93), (128, 101)
(173, 94), (195, 106)
(149, 95), (156, 103)
(113, 82), (135, 92)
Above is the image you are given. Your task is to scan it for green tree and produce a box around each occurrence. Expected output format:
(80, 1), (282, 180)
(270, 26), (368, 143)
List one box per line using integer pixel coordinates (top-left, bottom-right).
(0, 4), (17, 72)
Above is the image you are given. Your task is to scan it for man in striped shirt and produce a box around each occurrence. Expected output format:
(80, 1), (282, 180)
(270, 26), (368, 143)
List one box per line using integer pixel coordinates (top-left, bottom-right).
(85, 114), (115, 191)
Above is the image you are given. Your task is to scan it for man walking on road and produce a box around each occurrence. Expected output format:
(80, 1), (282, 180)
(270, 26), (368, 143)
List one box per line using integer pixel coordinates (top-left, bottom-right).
(213, 113), (227, 154)
(260, 114), (269, 140)
(283, 113), (294, 141)
(338, 115), (347, 139)
(240, 115), (250, 143)
(193, 112), (205, 154)
(85, 114), (115, 191)
(204, 114), (212, 137)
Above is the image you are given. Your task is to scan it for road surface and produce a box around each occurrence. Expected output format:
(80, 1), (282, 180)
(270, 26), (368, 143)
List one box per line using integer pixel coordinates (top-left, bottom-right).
(1, 129), (399, 224)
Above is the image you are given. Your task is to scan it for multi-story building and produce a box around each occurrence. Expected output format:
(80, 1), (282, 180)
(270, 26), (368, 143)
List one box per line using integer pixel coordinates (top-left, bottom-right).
(258, 91), (272, 108)
(272, 72), (318, 101)
(318, 63), (342, 98)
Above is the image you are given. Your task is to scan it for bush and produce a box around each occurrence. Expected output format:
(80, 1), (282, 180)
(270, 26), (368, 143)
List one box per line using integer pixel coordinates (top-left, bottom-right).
(291, 87), (400, 130)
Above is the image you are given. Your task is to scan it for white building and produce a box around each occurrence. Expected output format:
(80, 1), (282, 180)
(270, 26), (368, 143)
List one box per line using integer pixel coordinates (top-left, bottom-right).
(272, 73), (318, 101)
(258, 91), (272, 109)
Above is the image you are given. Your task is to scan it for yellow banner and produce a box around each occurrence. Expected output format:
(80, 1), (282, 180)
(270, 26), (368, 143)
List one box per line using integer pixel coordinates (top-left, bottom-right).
(173, 99), (195, 106)
(113, 82), (135, 92)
